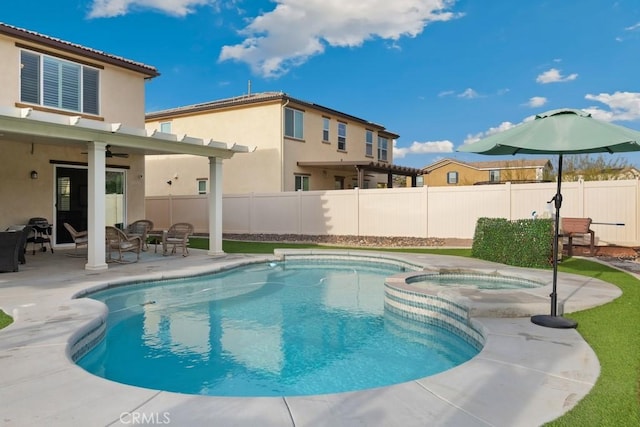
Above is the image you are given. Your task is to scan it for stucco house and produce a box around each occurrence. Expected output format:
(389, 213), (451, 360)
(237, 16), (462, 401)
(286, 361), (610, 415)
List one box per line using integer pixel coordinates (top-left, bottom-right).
(422, 158), (553, 186)
(0, 23), (248, 269)
(145, 92), (422, 196)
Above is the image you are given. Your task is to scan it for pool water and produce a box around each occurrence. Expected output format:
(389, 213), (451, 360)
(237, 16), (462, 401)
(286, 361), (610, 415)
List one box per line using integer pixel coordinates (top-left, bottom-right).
(78, 260), (480, 397)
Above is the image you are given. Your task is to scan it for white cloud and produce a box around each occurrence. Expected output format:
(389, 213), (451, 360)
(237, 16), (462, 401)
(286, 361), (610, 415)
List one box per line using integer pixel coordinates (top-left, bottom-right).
(584, 91), (640, 121)
(219, 0), (461, 78)
(88, 0), (213, 17)
(535, 68), (578, 84)
(393, 139), (454, 159)
(462, 121), (521, 146)
(625, 22), (640, 31)
(457, 88), (479, 99)
(526, 96), (547, 108)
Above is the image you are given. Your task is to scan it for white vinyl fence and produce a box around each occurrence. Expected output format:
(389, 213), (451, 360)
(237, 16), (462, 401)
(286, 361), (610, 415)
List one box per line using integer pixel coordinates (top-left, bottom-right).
(145, 179), (640, 246)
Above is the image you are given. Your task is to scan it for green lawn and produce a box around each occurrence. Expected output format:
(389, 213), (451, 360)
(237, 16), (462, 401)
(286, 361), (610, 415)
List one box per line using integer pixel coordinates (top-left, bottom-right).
(2, 238), (637, 424)
(0, 310), (12, 329)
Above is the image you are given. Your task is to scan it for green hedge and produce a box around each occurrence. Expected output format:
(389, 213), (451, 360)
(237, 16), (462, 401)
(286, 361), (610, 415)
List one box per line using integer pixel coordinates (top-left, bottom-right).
(471, 217), (554, 268)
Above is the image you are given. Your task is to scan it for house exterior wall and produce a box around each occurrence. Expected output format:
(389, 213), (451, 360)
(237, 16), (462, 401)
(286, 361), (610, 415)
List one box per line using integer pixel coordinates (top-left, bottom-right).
(145, 94), (395, 195)
(146, 100), (284, 195)
(424, 162), (545, 186)
(0, 28), (148, 237)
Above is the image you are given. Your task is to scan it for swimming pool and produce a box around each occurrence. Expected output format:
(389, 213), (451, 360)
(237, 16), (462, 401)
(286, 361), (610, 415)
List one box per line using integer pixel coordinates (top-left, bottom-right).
(77, 258), (482, 397)
(406, 272), (544, 290)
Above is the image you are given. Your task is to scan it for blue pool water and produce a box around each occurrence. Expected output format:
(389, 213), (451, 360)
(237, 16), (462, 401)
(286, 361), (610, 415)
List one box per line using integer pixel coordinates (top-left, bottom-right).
(78, 259), (480, 397)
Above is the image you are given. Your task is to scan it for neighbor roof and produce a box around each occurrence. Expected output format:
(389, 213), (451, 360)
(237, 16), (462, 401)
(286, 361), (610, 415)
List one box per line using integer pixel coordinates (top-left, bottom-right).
(423, 158), (552, 172)
(0, 22), (159, 78)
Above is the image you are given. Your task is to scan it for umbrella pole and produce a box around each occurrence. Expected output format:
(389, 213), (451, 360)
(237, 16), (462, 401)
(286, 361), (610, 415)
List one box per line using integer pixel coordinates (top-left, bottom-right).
(531, 154), (578, 329)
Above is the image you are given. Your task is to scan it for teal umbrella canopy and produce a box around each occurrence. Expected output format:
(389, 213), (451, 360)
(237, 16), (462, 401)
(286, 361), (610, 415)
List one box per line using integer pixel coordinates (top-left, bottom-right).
(459, 108), (640, 155)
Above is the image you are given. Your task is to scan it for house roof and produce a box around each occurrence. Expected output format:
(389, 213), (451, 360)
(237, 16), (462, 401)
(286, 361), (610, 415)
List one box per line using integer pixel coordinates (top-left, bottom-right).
(422, 158), (552, 172)
(146, 92), (400, 138)
(0, 22), (159, 78)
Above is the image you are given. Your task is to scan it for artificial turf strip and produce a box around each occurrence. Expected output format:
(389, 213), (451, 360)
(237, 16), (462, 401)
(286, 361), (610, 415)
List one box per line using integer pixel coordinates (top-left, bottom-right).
(0, 310), (12, 329)
(547, 258), (640, 426)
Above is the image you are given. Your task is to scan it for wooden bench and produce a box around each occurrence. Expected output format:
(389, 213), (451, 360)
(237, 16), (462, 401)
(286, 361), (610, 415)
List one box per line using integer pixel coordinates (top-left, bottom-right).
(561, 217), (595, 256)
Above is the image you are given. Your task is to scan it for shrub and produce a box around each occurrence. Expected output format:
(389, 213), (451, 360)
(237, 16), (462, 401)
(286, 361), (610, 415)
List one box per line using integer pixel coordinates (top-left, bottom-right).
(472, 217), (554, 268)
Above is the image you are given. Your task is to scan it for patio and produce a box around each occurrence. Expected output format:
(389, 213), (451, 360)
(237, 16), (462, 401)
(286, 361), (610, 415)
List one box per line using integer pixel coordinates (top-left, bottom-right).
(0, 247), (623, 426)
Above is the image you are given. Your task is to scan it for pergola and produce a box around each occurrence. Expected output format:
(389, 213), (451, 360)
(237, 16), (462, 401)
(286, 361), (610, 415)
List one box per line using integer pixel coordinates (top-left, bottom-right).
(297, 160), (423, 188)
(0, 106), (253, 270)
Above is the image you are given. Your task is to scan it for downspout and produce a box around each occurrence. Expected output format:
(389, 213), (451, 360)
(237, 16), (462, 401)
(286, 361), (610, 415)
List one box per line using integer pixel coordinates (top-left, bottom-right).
(281, 97), (290, 192)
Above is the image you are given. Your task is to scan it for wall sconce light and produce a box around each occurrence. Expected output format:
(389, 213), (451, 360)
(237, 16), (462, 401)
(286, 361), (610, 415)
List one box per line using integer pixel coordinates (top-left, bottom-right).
(30, 170), (38, 179)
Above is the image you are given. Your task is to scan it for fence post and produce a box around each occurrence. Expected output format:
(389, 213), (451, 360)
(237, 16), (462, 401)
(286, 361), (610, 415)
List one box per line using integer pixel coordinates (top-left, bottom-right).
(423, 185), (429, 238)
(355, 187), (360, 237)
(505, 181), (512, 220)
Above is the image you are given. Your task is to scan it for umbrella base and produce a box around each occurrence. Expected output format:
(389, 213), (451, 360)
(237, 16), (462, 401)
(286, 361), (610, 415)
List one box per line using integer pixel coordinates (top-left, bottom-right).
(530, 314), (578, 329)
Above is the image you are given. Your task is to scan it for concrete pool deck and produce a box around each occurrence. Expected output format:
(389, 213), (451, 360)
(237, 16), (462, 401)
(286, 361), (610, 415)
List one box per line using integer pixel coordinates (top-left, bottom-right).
(0, 248), (624, 426)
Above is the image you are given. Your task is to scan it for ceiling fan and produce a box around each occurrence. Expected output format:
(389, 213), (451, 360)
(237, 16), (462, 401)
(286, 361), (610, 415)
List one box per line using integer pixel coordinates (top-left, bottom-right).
(82, 145), (129, 158)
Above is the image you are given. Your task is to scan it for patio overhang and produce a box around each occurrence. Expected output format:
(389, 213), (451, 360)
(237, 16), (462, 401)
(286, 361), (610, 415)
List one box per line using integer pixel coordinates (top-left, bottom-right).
(0, 106), (254, 157)
(297, 160), (423, 188)
(0, 106), (255, 271)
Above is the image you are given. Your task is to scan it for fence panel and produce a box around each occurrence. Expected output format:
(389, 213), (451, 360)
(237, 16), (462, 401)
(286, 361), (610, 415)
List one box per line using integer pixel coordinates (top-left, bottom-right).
(145, 179), (640, 245)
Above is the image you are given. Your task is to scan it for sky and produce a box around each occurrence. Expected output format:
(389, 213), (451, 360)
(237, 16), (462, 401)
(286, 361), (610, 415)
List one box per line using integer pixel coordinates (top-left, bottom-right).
(3, 0), (640, 169)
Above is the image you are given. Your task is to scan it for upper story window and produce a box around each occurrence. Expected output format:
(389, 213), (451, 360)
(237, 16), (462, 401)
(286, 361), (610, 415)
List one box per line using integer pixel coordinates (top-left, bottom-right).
(284, 107), (304, 139)
(322, 117), (330, 142)
(160, 122), (172, 133)
(20, 50), (99, 115)
(378, 136), (388, 161)
(337, 122), (347, 151)
(365, 130), (373, 157)
(489, 170), (500, 182)
(447, 171), (458, 184)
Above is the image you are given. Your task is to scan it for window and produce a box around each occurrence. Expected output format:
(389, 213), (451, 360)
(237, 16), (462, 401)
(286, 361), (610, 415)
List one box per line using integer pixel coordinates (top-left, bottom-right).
(337, 122), (347, 151)
(160, 122), (172, 133)
(378, 136), (388, 161)
(322, 117), (330, 142)
(365, 130), (373, 157)
(489, 170), (500, 182)
(20, 50), (99, 115)
(284, 107), (304, 139)
(197, 179), (207, 194)
(447, 171), (458, 184)
(334, 176), (344, 189)
(295, 174), (310, 191)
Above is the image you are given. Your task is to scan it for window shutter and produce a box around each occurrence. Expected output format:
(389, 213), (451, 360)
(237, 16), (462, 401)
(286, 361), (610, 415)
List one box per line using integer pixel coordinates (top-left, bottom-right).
(42, 57), (60, 108)
(83, 67), (99, 114)
(20, 51), (40, 104)
(61, 62), (80, 111)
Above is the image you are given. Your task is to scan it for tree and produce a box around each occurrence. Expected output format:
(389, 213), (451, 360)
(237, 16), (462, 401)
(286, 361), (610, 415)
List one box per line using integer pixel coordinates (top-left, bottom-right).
(552, 154), (638, 181)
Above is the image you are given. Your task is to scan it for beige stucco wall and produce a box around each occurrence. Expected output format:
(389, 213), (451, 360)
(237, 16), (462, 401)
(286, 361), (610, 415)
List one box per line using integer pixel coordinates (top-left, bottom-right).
(146, 101), (284, 195)
(145, 98), (394, 194)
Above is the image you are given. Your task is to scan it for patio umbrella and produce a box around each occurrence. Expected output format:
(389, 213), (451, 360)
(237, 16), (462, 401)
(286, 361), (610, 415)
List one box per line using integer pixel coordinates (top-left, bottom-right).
(459, 108), (640, 328)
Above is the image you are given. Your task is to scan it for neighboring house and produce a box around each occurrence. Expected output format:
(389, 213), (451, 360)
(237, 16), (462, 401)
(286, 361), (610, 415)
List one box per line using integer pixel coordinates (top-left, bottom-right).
(422, 158), (553, 186)
(145, 92), (422, 195)
(0, 23), (248, 269)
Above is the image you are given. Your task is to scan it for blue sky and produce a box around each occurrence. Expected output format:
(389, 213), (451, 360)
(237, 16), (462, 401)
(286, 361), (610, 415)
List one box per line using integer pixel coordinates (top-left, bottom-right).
(4, 0), (640, 169)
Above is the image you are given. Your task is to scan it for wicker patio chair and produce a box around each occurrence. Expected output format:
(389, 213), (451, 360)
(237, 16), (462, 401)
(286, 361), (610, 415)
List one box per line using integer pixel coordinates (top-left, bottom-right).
(126, 219), (154, 251)
(105, 226), (142, 263)
(0, 230), (23, 272)
(162, 222), (194, 257)
(63, 223), (88, 256)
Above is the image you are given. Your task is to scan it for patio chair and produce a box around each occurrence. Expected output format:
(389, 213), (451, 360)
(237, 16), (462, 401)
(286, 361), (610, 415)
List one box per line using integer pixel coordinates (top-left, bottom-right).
(5, 225), (32, 264)
(105, 226), (142, 263)
(162, 222), (194, 257)
(126, 219), (154, 251)
(63, 223), (88, 256)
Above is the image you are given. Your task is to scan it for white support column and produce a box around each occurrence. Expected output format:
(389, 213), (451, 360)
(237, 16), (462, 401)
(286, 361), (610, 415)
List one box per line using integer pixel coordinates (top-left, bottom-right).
(86, 141), (108, 270)
(208, 157), (225, 256)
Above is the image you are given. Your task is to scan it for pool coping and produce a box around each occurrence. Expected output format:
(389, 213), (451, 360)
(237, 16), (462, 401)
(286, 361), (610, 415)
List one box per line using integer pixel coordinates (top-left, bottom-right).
(0, 249), (623, 426)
